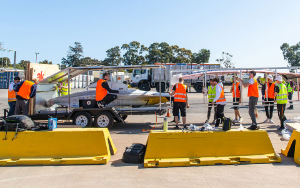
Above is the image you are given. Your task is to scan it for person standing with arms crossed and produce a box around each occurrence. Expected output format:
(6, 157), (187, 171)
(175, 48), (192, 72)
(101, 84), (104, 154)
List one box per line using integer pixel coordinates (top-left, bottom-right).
(169, 77), (190, 129)
(230, 76), (242, 123)
(239, 70), (260, 130)
(274, 76), (288, 130)
(263, 75), (275, 124)
(204, 79), (217, 123)
(8, 76), (21, 116)
(211, 77), (226, 129)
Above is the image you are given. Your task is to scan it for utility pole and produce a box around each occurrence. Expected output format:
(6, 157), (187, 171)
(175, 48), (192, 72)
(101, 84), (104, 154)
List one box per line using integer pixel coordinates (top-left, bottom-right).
(35, 52), (39, 64)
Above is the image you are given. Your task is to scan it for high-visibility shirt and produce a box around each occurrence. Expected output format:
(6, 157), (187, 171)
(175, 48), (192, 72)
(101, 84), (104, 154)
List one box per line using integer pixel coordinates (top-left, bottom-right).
(208, 85), (216, 102)
(61, 82), (71, 96)
(96, 79), (108, 101)
(232, 82), (240, 98)
(265, 82), (275, 99)
(8, 89), (17, 102)
(174, 83), (187, 103)
(248, 78), (259, 98)
(216, 85), (226, 103)
(260, 77), (266, 84)
(276, 83), (288, 104)
(17, 80), (35, 100)
(287, 83), (294, 93)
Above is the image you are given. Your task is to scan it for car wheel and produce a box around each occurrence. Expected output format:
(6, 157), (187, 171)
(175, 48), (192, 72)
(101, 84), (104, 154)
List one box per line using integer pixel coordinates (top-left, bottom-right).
(94, 111), (114, 129)
(73, 111), (92, 127)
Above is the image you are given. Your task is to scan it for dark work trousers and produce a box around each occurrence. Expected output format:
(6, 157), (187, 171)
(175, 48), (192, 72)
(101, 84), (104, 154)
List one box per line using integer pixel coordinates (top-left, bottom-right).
(288, 92), (293, 107)
(98, 94), (118, 106)
(8, 101), (16, 116)
(249, 96), (258, 125)
(277, 104), (287, 128)
(261, 89), (265, 101)
(14, 99), (30, 115)
(207, 103), (217, 121)
(215, 104), (225, 127)
(264, 98), (274, 119)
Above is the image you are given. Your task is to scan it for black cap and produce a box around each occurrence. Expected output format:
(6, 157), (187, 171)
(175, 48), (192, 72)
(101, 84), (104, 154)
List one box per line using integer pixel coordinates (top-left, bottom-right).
(14, 76), (20, 81)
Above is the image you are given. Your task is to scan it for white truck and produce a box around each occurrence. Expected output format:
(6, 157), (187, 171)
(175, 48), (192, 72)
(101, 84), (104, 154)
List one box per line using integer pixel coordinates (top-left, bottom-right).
(130, 63), (221, 92)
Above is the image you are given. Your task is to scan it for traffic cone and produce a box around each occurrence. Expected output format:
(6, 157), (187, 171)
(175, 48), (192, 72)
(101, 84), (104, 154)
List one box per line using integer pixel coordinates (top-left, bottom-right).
(166, 109), (171, 117)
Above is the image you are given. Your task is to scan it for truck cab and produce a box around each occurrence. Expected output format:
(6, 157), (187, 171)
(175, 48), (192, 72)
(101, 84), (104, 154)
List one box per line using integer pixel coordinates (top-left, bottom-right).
(130, 69), (152, 91)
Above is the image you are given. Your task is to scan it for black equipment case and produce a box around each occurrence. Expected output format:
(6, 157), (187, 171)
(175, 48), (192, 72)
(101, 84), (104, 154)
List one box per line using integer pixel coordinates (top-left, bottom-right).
(222, 117), (232, 131)
(122, 143), (146, 164)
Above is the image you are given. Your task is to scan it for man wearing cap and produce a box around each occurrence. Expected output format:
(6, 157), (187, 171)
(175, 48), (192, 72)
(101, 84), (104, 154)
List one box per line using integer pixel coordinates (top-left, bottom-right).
(239, 70), (259, 130)
(169, 77), (190, 129)
(274, 76), (288, 130)
(286, 79), (295, 109)
(8, 77), (21, 116)
(263, 75), (275, 124)
(230, 76), (242, 123)
(211, 77), (226, 129)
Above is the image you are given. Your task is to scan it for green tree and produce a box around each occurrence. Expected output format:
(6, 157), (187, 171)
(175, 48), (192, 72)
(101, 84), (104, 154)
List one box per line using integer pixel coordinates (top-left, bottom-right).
(216, 52), (234, 68)
(280, 42), (300, 66)
(104, 46), (123, 66)
(121, 41), (148, 65)
(39, 60), (52, 64)
(0, 57), (11, 67)
(16, 60), (30, 70)
(192, 49), (210, 65)
(80, 57), (102, 66)
(61, 42), (84, 67)
(146, 42), (173, 64)
(172, 45), (192, 63)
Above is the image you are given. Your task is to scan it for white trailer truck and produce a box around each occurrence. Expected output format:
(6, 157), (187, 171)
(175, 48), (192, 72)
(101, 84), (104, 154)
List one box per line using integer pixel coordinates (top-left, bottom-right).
(130, 63), (221, 92)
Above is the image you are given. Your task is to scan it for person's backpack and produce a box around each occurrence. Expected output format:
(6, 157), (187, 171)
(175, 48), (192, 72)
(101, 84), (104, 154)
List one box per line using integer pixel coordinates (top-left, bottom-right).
(5, 115), (35, 131)
(122, 143), (146, 163)
(223, 117), (233, 131)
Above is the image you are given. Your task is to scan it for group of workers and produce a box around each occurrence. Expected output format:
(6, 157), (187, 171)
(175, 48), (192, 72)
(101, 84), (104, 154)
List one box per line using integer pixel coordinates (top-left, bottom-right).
(169, 70), (292, 131)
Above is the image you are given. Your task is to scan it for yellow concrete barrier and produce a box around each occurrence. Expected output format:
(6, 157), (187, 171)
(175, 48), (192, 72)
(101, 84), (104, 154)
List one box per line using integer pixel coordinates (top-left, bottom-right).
(144, 130), (281, 167)
(0, 128), (117, 166)
(281, 130), (300, 165)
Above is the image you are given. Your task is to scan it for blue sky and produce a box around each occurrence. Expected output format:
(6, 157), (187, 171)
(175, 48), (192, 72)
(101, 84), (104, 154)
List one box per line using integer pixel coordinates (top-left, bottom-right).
(1, 0), (299, 68)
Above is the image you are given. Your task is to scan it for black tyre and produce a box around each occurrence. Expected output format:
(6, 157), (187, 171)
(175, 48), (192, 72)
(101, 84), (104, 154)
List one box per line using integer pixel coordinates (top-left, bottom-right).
(194, 82), (203, 93)
(139, 82), (151, 91)
(81, 100), (96, 108)
(94, 111), (114, 129)
(155, 82), (166, 92)
(73, 111), (93, 128)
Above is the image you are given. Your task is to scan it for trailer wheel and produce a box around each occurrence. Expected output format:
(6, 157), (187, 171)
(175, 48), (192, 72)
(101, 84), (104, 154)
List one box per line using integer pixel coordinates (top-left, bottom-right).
(81, 100), (96, 108)
(139, 82), (151, 91)
(94, 111), (114, 129)
(194, 82), (203, 93)
(73, 112), (92, 127)
(156, 82), (166, 92)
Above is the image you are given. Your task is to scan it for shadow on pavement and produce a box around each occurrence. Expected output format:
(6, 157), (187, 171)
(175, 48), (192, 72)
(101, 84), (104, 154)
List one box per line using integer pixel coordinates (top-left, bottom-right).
(110, 159), (144, 169)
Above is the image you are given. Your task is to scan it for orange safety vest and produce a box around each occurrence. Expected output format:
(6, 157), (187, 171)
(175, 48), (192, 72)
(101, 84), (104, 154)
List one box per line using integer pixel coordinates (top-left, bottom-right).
(8, 89), (17, 102)
(265, 82), (275, 99)
(232, 82), (240, 98)
(248, 78), (259, 98)
(216, 85), (226, 103)
(174, 83), (187, 102)
(96, 79), (108, 101)
(17, 80), (35, 100)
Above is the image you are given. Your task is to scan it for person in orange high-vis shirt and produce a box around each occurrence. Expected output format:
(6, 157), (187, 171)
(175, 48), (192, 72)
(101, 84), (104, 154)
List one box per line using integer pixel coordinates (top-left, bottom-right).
(239, 70), (259, 130)
(8, 76), (21, 116)
(169, 77), (190, 129)
(230, 76), (242, 123)
(211, 77), (226, 129)
(263, 75), (275, 124)
(13, 79), (37, 115)
(96, 72), (119, 108)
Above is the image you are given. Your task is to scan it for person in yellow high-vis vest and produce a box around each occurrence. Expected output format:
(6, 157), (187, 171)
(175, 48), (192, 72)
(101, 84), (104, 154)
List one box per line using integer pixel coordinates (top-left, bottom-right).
(274, 76), (288, 130)
(286, 79), (295, 109)
(60, 81), (71, 96)
(8, 76), (21, 116)
(204, 79), (217, 123)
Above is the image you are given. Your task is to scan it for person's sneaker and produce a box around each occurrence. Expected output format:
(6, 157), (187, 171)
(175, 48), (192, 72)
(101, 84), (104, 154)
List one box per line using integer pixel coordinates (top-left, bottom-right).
(213, 126), (220, 130)
(239, 117), (243, 122)
(268, 119), (274, 124)
(263, 118), (269, 123)
(173, 126), (180, 130)
(277, 127), (284, 130)
(212, 120), (216, 124)
(233, 119), (239, 123)
(205, 120), (209, 123)
(287, 106), (294, 110)
(183, 125), (187, 129)
(97, 103), (104, 108)
(246, 124), (259, 130)
(171, 119), (176, 122)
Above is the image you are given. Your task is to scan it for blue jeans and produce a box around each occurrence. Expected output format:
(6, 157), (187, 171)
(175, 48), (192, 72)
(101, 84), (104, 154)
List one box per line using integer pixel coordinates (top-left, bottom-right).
(8, 101), (16, 116)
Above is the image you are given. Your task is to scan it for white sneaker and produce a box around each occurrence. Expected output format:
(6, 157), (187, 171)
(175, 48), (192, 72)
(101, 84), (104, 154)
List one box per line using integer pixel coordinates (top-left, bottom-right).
(269, 119), (274, 124)
(214, 126), (221, 130)
(263, 118), (269, 123)
(233, 119), (239, 123)
(239, 117), (243, 122)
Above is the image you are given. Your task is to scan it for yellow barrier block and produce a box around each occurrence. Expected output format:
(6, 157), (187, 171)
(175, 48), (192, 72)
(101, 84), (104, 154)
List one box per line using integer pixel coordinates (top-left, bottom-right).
(0, 128), (117, 166)
(144, 130), (281, 167)
(281, 130), (300, 165)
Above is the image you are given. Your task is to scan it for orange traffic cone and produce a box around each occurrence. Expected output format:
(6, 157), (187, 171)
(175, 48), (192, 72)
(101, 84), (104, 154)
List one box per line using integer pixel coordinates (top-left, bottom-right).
(166, 109), (171, 117)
